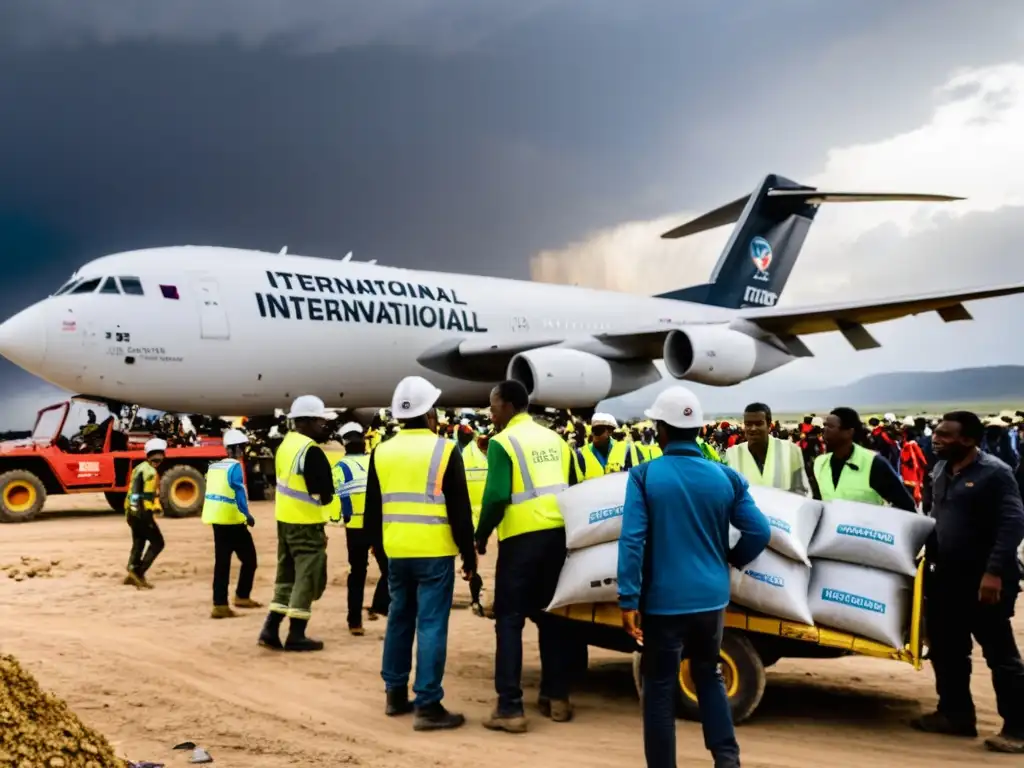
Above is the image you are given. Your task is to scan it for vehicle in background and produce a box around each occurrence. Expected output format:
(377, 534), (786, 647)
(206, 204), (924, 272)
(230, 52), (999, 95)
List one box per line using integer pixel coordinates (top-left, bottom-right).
(0, 397), (227, 523)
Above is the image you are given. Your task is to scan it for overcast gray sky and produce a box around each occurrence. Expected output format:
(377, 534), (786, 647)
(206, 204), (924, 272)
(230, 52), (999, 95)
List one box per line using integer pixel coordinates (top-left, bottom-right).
(1, 1), (1023, 426)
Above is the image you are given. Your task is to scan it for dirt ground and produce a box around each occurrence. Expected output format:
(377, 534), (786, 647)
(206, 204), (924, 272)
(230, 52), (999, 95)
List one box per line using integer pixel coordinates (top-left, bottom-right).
(0, 496), (1020, 768)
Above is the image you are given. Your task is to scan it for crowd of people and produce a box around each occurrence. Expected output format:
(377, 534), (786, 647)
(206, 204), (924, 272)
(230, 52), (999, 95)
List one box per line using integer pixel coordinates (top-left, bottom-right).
(117, 385), (1024, 767)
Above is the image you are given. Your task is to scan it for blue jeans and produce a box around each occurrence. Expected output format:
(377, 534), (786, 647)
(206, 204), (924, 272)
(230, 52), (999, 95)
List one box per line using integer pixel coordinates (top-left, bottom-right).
(381, 556), (455, 708)
(642, 610), (739, 768)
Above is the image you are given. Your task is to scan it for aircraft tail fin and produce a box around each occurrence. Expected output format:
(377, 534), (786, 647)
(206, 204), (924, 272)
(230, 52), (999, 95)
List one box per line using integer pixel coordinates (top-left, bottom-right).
(656, 174), (962, 309)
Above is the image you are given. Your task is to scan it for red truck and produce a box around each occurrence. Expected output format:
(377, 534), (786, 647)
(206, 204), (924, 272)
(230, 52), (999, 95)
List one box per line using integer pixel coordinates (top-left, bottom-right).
(0, 398), (228, 523)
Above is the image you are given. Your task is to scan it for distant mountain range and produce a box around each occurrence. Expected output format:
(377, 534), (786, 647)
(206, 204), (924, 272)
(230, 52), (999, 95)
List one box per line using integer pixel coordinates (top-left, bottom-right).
(603, 365), (1024, 420)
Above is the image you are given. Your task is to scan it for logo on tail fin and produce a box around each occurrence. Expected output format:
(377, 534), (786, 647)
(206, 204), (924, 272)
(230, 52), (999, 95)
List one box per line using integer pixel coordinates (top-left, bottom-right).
(750, 236), (773, 274)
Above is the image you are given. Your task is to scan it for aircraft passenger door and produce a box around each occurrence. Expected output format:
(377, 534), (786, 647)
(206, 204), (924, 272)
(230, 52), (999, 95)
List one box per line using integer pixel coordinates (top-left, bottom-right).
(191, 276), (231, 340)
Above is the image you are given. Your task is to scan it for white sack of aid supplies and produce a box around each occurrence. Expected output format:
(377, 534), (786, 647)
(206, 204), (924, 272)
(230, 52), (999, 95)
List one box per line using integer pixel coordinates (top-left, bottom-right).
(807, 559), (912, 648)
(547, 541), (619, 610)
(558, 472), (629, 551)
(729, 548), (814, 625)
(745, 485), (823, 566)
(808, 500), (935, 577)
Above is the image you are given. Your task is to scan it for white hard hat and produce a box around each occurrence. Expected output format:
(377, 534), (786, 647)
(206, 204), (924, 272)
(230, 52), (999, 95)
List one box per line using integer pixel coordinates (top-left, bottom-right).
(811, 416), (824, 428)
(223, 428), (249, 448)
(144, 438), (168, 455)
(883, 412), (896, 422)
(644, 386), (703, 429)
(338, 421), (363, 439)
(902, 416), (915, 427)
(287, 395), (337, 421)
(591, 412), (619, 429)
(391, 375), (442, 419)
(986, 416), (1005, 427)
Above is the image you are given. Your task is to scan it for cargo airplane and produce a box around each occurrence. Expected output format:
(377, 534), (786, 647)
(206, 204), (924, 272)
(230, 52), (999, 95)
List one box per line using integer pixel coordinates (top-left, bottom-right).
(1, 173), (1021, 417)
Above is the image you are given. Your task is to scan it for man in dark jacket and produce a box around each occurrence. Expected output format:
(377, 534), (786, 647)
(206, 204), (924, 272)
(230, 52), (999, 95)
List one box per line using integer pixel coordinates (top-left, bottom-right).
(914, 410), (1024, 753)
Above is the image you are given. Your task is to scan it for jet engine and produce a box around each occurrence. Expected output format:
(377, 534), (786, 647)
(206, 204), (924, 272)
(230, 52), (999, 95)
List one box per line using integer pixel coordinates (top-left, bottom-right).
(662, 325), (795, 386)
(507, 347), (661, 408)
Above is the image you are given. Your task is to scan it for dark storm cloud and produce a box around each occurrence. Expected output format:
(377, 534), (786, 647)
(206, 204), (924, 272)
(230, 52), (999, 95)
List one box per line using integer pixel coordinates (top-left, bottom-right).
(0, 0), (574, 54)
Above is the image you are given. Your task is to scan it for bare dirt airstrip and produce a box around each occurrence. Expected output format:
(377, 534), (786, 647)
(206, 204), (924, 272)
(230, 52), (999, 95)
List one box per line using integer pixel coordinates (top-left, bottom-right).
(1, 496), (1019, 768)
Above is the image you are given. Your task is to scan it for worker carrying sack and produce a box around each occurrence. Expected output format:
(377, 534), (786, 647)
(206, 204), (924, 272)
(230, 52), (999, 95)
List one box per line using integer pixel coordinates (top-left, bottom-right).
(729, 548), (814, 625)
(808, 559), (912, 648)
(746, 485), (823, 566)
(547, 540), (619, 610)
(808, 500), (935, 577)
(558, 472), (629, 551)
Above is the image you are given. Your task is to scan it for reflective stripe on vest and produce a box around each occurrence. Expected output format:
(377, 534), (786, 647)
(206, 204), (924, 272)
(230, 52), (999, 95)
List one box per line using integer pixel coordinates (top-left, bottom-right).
(492, 415), (568, 541)
(461, 441), (488, 523)
(339, 455), (369, 529)
(813, 444), (886, 505)
(202, 459), (246, 525)
(727, 439), (789, 490)
(275, 431), (326, 524)
(125, 461), (160, 515)
(375, 430), (458, 558)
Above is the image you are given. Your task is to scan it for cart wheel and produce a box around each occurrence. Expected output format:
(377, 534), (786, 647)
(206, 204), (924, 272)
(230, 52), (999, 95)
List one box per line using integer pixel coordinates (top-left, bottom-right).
(160, 465), (205, 518)
(0, 470), (47, 523)
(633, 630), (767, 725)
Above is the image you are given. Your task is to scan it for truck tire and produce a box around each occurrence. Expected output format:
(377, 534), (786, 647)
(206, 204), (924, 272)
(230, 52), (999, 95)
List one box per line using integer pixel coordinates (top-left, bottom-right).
(104, 492), (127, 513)
(160, 465), (205, 518)
(0, 470), (47, 523)
(632, 630), (767, 725)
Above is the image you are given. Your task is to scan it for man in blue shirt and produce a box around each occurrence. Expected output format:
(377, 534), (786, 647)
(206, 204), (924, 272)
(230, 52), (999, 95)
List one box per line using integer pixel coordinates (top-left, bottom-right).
(618, 386), (771, 768)
(202, 429), (261, 619)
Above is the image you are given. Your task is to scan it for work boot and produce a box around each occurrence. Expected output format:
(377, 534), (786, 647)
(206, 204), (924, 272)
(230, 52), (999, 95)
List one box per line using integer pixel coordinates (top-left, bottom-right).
(284, 618), (324, 652)
(984, 731), (1024, 753)
(349, 626), (366, 637)
(211, 605), (237, 619)
(483, 708), (528, 734)
(385, 687), (414, 717)
(538, 696), (574, 722)
(367, 611), (380, 622)
(233, 597), (262, 609)
(125, 569), (145, 589)
(910, 711), (978, 738)
(258, 612), (285, 650)
(413, 702), (465, 731)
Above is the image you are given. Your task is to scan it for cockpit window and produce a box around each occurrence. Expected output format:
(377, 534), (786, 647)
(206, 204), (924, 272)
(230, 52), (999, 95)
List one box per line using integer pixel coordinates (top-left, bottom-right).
(70, 277), (102, 294)
(99, 277), (120, 294)
(118, 276), (144, 295)
(53, 279), (80, 296)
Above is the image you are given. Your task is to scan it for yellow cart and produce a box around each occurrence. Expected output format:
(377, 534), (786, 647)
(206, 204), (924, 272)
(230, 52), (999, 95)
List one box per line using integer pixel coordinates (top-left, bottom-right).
(547, 561), (927, 724)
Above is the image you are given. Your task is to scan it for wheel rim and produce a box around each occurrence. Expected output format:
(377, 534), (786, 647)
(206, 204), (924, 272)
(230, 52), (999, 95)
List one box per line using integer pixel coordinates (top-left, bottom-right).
(171, 477), (198, 507)
(679, 650), (740, 702)
(4, 481), (37, 512)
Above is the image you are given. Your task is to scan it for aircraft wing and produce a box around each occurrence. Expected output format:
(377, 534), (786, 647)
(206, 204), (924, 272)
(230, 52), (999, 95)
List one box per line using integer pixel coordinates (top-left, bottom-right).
(736, 282), (1024, 351)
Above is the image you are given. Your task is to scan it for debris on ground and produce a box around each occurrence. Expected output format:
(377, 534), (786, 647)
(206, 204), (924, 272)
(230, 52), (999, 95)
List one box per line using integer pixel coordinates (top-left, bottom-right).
(0, 654), (126, 767)
(3, 556), (69, 581)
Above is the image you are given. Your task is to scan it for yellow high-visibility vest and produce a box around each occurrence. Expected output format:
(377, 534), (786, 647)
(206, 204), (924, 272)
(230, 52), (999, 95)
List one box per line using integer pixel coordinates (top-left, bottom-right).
(125, 461), (161, 517)
(336, 455), (369, 529)
(490, 413), (569, 541)
(460, 439), (488, 526)
(813, 444), (885, 505)
(275, 431), (328, 525)
(637, 442), (663, 461)
(578, 439), (640, 481)
(726, 438), (793, 491)
(201, 459), (247, 525)
(374, 429), (459, 558)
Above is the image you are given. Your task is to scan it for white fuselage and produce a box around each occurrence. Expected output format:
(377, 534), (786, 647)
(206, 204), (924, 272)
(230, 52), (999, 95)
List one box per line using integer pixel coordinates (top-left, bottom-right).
(0, 246), (737, 414)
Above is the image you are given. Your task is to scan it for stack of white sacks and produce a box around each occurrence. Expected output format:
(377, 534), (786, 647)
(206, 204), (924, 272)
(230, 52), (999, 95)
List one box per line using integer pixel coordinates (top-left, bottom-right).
(546, 473), (937, 650)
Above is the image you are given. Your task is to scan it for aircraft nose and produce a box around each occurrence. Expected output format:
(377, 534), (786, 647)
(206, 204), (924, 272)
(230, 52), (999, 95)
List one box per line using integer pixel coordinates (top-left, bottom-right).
(0, 304), (48, 372)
